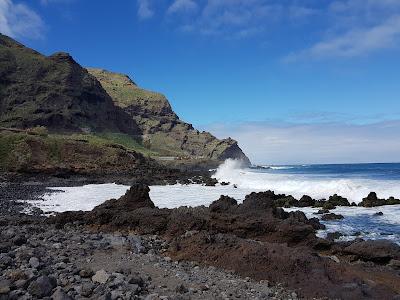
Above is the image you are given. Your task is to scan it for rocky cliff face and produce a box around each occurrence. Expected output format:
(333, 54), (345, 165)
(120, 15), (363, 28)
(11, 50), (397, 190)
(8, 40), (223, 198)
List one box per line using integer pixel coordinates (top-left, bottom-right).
(0, 34), (140, 135)
(0, 34), (250, 165)
(87, 68), (251, 164)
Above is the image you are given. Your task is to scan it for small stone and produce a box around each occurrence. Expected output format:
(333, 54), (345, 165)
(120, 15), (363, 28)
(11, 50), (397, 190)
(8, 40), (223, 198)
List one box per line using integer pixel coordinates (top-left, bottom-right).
(80, 282), (94, 297)
(111, 290), (123, 300)
(164, 256), (172, 262)
(389, 259), (400, 269)
(8, 270), (26, 282)
(51, 288), (73, 300)
(145, 293), (159, 300)
(0, 254), (12, 268)
(0, 284), (10, 295)
(92, 269), (110, 284)
(27, 275), (56, 297)
(29, 257), (40, 268)
(12, 235), (27, 246)
(176, 284), (189, 294)
(128, 273), (144, 287)
(79, 268), (94, 278)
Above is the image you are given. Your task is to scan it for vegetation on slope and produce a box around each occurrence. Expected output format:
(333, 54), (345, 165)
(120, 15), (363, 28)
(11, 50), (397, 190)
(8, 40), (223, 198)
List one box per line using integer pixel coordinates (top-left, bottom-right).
(88, 68), (251, 165)
(0, 129), (156, 173)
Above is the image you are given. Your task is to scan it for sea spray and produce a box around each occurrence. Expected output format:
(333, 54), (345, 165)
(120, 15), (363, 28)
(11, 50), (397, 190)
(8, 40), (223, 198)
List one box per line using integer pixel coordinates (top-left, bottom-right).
(212, 160), (400, 204)
(213, 159), (246, 184)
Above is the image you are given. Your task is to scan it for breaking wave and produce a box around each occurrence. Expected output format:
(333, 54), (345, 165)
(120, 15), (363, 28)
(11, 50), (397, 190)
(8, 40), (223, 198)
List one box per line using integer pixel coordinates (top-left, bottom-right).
(213, 159), (400, 203)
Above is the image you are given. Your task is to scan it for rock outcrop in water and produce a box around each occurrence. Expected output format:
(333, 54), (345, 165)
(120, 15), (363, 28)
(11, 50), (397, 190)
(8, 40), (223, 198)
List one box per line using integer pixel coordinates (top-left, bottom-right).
(359, 192), (400, 207)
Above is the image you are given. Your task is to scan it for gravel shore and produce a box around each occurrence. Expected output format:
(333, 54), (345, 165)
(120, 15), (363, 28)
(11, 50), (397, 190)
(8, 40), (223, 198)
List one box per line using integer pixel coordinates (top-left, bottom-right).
(0, 192), (294, 300)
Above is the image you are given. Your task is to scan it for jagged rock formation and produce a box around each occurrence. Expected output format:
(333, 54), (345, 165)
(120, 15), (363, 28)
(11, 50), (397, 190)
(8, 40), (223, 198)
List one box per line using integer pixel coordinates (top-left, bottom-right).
(0, 34), (139, 135)
(87, 68), (250, 164)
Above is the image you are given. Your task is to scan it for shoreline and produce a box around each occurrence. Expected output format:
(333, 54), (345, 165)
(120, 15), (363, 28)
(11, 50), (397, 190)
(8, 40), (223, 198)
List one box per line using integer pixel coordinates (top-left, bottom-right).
(1, 181), (400, 299)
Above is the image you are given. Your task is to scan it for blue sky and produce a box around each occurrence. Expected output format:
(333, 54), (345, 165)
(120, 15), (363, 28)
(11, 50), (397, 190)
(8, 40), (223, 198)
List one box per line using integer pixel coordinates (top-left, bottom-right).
(1, 0), (400, 164)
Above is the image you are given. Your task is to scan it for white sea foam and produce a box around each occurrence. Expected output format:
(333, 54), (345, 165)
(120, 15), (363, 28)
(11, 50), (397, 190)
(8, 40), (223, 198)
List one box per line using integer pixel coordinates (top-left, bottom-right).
(285, 205), (400, 244)
(26, 160), (400, 243)
(266, 166), (295, 170)
(213, 159), (400, 203)
(29, 182), (254, 212)
(29, 183), (130, 212)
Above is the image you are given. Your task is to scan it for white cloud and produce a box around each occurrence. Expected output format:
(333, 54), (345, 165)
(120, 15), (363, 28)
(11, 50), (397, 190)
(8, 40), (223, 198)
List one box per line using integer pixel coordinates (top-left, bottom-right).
(137, 0), (154, 20)
(195, 0), (281, 36)
(138, 0), (316, 38)
(286, 15), (400, 61)
(286, 0), (400, 61)
(206, 120), (400, 165)
(167, 0), (198, 15)
(0, 0), (44, 39)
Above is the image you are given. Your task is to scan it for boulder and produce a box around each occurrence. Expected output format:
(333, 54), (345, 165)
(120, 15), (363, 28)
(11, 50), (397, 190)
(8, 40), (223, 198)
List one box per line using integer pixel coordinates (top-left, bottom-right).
(344, 240), (400, 264)
(27, 275), (56, 297)
(387, 197), (400, 205)
(325, 194), (350, 207)
(326, 232), (343, 241)
(297, 195), (315, 207)
(275, 196), (298, 208)
(28, 257), (40, 268)
(92, 269), (110, 284)
(95, 184), (155, 212)
(321, 213), (344, 221)
(241, 191), (276, 211)
(52, 288), (73, 300)
(359, 192), (386, 207)
(209, 196), (237, 213)
(315, 209), (330, 215)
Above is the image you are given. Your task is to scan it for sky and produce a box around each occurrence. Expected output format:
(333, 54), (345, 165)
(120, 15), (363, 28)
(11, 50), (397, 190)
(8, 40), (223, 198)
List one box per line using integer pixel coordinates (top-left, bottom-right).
(1, 0), (400, 164)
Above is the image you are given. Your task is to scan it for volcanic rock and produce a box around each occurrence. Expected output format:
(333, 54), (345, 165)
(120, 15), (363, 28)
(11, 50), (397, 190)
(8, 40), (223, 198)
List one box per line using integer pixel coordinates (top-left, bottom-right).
(323, 194), (350, 209)
(343, 240), (400, 264)
(321, 213), (344, 221)
(27, 275), (56, 297)
(209, 196), (237, 213)
(359, 192), (386, 207)
(297, 195), (315, 207)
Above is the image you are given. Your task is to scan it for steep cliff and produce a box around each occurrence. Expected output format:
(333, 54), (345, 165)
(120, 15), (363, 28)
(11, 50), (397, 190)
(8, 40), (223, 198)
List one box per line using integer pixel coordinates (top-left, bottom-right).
(0, 34), (140, 135)
(87, 68), (250, 164)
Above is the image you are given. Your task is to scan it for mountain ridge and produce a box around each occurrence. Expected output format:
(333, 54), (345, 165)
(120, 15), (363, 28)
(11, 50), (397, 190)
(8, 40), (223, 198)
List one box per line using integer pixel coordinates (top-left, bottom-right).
(87, 68), (250, 164)
(0, 33), (250, 167)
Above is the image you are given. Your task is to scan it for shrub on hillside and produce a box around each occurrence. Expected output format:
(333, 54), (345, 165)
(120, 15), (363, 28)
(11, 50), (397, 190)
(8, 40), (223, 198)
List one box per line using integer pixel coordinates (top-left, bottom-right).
(27, 126), (49, 136)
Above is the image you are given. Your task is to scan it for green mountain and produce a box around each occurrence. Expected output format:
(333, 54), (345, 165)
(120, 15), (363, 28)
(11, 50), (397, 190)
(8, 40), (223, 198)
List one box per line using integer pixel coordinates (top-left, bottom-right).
(0, 33), (250, 168)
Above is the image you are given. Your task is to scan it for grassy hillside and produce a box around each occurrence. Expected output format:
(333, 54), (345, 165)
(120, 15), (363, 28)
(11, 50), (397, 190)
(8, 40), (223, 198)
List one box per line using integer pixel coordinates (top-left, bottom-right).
(86, 68), (170, 110)
(0, 129), (157, 173)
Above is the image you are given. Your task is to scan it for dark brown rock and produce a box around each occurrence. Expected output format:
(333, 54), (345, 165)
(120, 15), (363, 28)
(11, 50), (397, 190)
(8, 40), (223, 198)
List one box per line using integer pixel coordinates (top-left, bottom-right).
(297, 195), (315, 207)
(344, 240), (400, 264)
(209, 196), (237, 213)
(321, 213), (344, 221)
(359, 192), (386, 207)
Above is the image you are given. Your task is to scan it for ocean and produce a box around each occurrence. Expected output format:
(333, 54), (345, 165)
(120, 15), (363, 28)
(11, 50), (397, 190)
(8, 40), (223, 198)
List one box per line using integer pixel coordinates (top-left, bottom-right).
(29, 160), (400, 244)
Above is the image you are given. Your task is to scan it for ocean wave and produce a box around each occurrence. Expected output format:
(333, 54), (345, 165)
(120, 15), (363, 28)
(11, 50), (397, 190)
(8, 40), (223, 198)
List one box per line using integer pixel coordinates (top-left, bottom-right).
(213, 159), (400, 203)
(268, 166), (295, 170)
